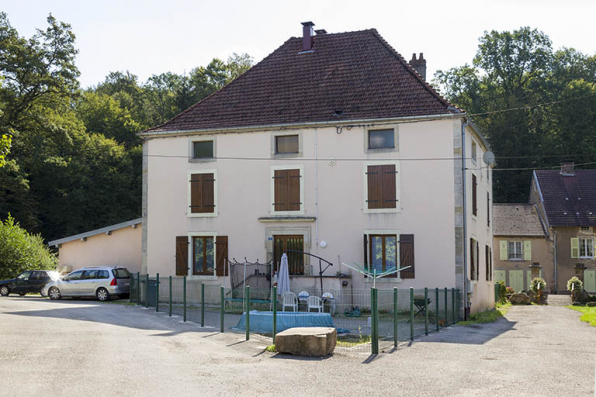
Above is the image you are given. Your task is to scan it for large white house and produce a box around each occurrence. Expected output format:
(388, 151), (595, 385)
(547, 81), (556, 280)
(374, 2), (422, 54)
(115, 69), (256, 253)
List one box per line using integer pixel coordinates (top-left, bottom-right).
(140, 22), (494, 314)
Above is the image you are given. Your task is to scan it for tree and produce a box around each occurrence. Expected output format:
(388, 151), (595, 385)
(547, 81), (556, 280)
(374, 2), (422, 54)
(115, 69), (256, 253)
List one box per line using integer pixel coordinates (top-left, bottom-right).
(0, 215), (57, 279)
(434, 27), (596, 203)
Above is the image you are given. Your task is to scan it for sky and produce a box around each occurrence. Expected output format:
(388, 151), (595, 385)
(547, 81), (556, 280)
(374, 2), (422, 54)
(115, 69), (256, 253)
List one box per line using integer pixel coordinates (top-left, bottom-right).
(3, 0), (596, 88)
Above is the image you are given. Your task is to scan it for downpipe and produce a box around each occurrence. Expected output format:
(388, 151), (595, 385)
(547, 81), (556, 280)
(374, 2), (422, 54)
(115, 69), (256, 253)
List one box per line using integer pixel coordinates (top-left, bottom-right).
(461, 119), (470, 321)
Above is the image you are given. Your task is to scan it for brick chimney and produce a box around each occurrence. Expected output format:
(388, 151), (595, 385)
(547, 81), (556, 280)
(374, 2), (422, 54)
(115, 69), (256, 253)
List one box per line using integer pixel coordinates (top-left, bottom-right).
(409, 53), (427, 80)
(301, 21), (315, 51)
(561, 161), (575, 176)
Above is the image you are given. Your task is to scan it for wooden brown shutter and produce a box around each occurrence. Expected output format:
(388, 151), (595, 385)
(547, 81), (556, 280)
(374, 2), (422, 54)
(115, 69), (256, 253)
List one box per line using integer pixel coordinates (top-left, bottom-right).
(382, 164), (397, 209)
(190, 173), (215, 214)
(476, 240), (480, 281)
(470, 238), (475, 280)
(176, 236), (189, 276)
(363, 234), (369, 275)
(367, 165), (397, 209)
(288, 169), (301, 211)
(215, 236), (228, 277)
(399, 234), (415, 279)
(472, 174), (478, 216)
(485, 245), (489, 281)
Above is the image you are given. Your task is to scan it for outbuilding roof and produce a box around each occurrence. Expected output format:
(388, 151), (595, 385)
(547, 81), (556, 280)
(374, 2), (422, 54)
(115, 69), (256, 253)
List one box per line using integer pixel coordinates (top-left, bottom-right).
(493, 204), (547, 237)
(143, 28), (456, 134)
(48, 218), (142, 247)
(534, 170), (596, 227)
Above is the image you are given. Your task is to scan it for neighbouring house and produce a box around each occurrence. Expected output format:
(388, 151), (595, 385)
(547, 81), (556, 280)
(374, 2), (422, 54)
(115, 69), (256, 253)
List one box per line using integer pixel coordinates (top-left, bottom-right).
(48, 219), (142, 274)
(140, 22), (494, 313)
(493, 204), (553, 293)
(528, 162), (596, 294)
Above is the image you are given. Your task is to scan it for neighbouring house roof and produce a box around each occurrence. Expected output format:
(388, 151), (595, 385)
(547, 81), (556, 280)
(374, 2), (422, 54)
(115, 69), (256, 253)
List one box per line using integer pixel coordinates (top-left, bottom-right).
(534, 170), (596, 227)
(493, 204), (547, 237)
(48, 218), (142, 247)
(143, 29), (457, 134)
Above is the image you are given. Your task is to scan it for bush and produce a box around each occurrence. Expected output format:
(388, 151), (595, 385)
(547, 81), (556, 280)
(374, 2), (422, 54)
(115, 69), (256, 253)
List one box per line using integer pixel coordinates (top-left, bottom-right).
(530, 277), (546, 293)
(495, 280), (507, 303)
(0, 215), (57, 279)
(506, 286), (515, 295)
(567, 276), (583, 292)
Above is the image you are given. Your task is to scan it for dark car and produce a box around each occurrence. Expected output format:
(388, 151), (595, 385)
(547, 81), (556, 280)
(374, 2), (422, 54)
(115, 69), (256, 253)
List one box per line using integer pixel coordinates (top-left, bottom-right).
(0, 270), (60, 297)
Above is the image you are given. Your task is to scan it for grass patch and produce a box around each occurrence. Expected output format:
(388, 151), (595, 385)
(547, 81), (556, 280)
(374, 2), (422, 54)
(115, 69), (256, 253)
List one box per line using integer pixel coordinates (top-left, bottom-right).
(566, 305), (596, 327)
(102, 300), (136, 306)
(336, 334), (371, 347)
(457, 309), (504, 325)
(265, 344), (276, 353)
(496, 301), (511, 315)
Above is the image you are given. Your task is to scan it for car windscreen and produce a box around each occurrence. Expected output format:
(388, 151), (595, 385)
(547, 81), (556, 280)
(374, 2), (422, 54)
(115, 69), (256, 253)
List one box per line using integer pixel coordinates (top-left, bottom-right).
(112, 269), (130, 279)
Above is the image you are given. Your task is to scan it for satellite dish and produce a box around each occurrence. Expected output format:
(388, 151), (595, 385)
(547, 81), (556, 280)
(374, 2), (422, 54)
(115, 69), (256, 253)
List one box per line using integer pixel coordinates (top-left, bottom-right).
(483, 151), (496, 166)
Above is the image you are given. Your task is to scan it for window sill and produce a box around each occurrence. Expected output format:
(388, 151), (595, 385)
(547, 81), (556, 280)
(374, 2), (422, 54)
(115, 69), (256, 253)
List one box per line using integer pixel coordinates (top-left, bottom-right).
(272, 152), (302, 159)
(363, 208), (400, 214)
(187, 275), (218, 281)
(188, 158), (216, 163)
(188, 212), (218, 218)
(259, 216), (315, 223)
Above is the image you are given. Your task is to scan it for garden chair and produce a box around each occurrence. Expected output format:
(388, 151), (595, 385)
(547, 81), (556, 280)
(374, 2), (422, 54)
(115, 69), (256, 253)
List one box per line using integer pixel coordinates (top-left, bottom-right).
(307, 296), (324, 313)
(282, 291), (298, 312)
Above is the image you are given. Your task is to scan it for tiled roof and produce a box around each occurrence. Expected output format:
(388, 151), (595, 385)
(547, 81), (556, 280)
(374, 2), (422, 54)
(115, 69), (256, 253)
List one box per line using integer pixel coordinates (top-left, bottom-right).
(144, 29), (456, 133)
(535, 170), (596, 227)
(493, 204), (547, 237)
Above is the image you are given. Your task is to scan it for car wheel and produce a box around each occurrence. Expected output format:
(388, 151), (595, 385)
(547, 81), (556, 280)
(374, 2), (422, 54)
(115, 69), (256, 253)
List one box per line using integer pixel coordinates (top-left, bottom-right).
(0, 286), (9, 296)
(96, 288), (110, 302)
(49, 287), (61, 300)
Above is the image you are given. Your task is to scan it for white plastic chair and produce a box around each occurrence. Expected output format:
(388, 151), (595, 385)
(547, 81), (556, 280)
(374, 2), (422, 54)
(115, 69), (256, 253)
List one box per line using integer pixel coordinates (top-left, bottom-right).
(307, 296), (324, 313)
(282, 291), (298, 312)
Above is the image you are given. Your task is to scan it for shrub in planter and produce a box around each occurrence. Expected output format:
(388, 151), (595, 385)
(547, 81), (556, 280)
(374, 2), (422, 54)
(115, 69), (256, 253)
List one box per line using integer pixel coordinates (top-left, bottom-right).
(505, 286), (515, 295)
(496, 280), (507, 303)
(567, 277), (584, 302)
(530, 278), (547, 303)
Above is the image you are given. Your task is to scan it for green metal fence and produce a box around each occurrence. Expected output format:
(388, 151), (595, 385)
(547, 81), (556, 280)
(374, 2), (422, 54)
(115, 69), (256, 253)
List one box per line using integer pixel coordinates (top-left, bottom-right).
(130, 274), (462, 355)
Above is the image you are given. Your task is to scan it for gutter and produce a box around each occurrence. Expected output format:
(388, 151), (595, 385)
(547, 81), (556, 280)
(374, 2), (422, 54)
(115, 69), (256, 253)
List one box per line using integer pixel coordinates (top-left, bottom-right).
(139, 113), (464, 139)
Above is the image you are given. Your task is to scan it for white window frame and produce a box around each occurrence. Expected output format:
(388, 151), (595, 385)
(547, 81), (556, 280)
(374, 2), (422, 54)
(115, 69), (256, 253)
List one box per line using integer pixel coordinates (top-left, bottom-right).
(187, 232), (218, 279)
(471, 140), (477, 163)
(187, 169), (218, 218)
(188, 135), (216, 162)
(580, 226), (592, 234)
(363, 161), (401, 214)
(270, 164), (305, 216)
(579, 237), (594, 259)
(364, 229), (402, 283)
(508, 241), (523, 261)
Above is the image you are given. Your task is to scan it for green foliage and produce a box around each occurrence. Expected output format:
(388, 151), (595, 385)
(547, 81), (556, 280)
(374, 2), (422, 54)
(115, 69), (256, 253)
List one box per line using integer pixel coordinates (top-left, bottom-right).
(530, 277), (546, 293)
(434, 27), (596, 203)
(457, 308), (504, 325)
(567, 276), (583, 292)
(265, 344), (276, 352)
(0, 215), (57, 279)
(495, 280), (507, 303)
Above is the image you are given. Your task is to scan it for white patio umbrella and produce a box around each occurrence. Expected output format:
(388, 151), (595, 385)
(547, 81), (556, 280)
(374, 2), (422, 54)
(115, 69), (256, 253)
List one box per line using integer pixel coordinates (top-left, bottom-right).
(277, 253), (291, 296)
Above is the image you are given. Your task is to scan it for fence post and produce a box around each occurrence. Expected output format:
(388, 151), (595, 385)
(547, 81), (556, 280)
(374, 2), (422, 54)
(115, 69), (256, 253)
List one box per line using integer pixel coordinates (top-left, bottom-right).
(129, 275), (134, 304)
(183, 276), (187, 322)
(136, 272), (140, 305)
(220, 286), (224, 333)
(155, 273), (160, 313)
(371, 288), (379, 355)
(245, 286), (250, 341)
(424, 287), (429, 336)
(201, 283), (205, 327)
(169, 276), (172, 317)
(409, 287), (414, 341)
(273, 286), (277, 343)
(393, 287), (398, 348)
(444, 287), (448, 326)
(435, 288), (440, 331)
(456, 289), (461, 321)
(452, 288), (456, 324)
(145, 274), (149, 308)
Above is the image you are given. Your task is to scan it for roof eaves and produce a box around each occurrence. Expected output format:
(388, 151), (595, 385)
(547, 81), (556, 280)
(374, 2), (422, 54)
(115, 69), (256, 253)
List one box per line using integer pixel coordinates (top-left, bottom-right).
(48, 218), (143, 247)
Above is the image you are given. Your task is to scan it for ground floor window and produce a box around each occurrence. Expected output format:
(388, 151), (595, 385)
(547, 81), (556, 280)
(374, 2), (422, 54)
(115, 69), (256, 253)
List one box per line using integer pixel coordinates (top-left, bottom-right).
(273, 235), (304, 275)
(508, 241), (523, 260)
(193, 236), (215, 275)
(579, 237), (594, 259)
(369, 234), (398, 276)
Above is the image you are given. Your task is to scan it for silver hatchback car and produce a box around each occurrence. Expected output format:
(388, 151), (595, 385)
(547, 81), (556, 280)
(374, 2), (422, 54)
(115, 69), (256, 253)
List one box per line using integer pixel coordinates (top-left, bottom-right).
(42, 267), (131, 301)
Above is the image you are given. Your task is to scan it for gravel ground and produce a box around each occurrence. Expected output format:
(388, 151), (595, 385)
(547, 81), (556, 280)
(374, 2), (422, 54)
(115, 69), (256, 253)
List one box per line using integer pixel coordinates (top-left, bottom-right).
(0, 296), (593, 396)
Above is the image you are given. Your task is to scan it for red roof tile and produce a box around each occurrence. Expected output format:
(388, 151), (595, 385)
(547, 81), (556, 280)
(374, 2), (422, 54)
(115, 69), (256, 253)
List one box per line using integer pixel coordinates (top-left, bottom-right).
(144, 29), (456, 133)
(535, 170), (596, 227)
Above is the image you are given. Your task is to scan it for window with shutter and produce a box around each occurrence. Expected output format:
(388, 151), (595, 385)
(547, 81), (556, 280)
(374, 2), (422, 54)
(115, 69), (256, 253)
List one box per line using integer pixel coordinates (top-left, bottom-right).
(192, 236), (215, 275)
(365, 163), (399, 212)
(470, 238), (476, 280)
(472, 174), (478, 216)
(215, 236), (228, 277)
(399, 234), (415, 279)
(188, 170), (217, 217)
(485, 245), (490, 281)
(272, 167), (303, 214)
(368, 234), (398, 277)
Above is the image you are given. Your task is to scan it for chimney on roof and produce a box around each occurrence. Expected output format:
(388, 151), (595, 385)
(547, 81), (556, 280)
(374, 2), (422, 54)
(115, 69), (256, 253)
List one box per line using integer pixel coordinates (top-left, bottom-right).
(301, 21), (315, 51)
(409, 53), (427, 80)
(561, 161), (575, 176)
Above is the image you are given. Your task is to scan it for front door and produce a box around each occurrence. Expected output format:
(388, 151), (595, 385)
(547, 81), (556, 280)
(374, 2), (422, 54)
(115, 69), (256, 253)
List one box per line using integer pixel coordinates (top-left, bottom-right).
(509, 270), (524, 293)
(584, 270), (596, 293)
(273, 235), (304, 275)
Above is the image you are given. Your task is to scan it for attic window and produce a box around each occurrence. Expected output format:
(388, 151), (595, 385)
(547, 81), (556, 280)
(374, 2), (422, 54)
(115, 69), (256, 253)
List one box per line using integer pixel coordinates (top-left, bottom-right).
(193, 141), (214, 159)
(368, 129), (395, 150)
(581, 227), (591, 233)
(276, 135), (299, 154)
